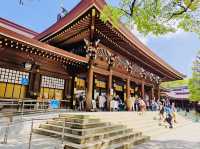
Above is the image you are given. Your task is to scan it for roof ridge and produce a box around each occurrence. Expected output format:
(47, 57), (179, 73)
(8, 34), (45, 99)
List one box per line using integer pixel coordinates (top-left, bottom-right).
(35, 0), (106, 40)
(0, 17), (38, 36)
(34, 0), (184, 79)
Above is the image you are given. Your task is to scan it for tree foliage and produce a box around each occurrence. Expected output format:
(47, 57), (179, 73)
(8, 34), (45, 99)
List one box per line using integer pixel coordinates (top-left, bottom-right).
(161, 79), (189, 89)
(101, 0), (200, 36)
(188, 50), (200, 101)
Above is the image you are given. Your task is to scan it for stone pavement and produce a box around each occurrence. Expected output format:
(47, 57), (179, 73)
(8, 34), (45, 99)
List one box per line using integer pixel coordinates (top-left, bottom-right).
(0, 111), (199, 149)
(0, 112), (62, 149)
(134, 122), (200, 149)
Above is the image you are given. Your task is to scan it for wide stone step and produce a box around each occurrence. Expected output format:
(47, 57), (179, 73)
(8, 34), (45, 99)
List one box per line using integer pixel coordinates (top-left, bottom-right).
(108, 135), (150, 149)
(34, 126), (139, 144)
(63, 131), (144, 149)
(59, 114), (93, 119)
(47, 119), (110, 129)
(33, 113), (153, 148)
(39, 123), (126, 136)
(56, 116), (101, 124)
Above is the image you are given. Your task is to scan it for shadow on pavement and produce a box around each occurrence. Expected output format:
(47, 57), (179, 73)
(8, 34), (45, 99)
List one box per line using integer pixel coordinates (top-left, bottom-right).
(134, 139), (200, 149)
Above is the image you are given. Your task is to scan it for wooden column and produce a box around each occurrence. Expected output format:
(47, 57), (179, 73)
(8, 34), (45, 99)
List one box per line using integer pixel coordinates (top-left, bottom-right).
(64, 79), (68, 99)
(63, 78), (70, 109)
(141, 81), (145, 99)
(158, 85), (160, 100)
(107, 70), (112, 110)
(28, 65), (41, 98)
(70, 76), (75, 109)
(151, 86), (155, 100)
(126, 77), (131, 110)
(64, 76), (75, 109)
(86, 64), (93, 111)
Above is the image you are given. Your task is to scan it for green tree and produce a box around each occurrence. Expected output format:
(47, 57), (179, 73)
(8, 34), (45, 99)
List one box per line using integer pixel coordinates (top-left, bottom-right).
(101, 0), (200, 36)
(188, 50), (200, 101)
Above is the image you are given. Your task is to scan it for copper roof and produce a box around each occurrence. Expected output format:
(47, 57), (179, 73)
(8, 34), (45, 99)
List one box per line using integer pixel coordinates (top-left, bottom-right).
(34, 0), (185, 81)
(0, 17), (38, 38)
(0, 26), (88, 64)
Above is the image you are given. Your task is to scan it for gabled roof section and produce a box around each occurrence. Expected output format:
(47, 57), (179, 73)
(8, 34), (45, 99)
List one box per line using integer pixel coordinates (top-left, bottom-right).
(0, 17), (38, 38)
(0, 26), (88, 64)
(35, 0), (102, 41)
(35, 0), (185, 80)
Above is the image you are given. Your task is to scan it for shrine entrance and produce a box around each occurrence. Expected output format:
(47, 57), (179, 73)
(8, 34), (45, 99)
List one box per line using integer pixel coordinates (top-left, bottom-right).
(112, 76), (126, 102)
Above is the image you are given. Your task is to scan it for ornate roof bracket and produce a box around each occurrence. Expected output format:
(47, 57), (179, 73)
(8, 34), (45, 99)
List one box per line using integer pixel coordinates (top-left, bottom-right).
(84, 38), (100, 63)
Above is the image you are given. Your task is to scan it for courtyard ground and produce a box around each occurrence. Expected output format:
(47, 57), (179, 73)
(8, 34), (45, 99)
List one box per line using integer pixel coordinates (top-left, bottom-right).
(0, 111), (199, 149)
(134, 122), (200, 149)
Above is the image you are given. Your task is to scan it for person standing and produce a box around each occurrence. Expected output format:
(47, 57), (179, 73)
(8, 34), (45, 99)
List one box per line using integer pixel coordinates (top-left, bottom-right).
(185, 101), (190, 116)
(144, 94), (150, 111)
(99, 93), (106, 111)
(114, 95), (119, 111)
(92, 99), (97, 111)
(134, 97), (139, 111)
(165, 105), (173, 128)
(79, 93), (84, 111)
(139, 98), (146, 115)
(172, 102), (177, 123)
(159, 104), (165, 125)
(110, 98), (115, 111)
(131, 96), (136, 111)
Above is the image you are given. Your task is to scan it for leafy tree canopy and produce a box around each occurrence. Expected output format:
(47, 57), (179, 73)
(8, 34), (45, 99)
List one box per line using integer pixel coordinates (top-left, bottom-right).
(101, 0), (200, 36)
(188, 50), (200, 101)
(161, 79), (189, 89)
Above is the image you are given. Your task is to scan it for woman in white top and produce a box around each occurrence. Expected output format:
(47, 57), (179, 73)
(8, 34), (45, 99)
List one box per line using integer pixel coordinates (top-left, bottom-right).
(99, 94), (106, 111)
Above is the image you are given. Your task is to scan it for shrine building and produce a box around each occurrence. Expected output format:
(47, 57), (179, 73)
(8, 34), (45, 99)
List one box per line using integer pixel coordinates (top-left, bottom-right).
(0, 0), (184, 111)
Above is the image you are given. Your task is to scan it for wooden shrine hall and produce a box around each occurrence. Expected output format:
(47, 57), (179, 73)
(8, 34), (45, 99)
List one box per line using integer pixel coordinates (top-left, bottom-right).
(0, 0), (184, 111)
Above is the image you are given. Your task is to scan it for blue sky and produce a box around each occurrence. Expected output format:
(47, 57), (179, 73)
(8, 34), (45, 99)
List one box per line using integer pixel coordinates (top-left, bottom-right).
(0, 0), (200, 78)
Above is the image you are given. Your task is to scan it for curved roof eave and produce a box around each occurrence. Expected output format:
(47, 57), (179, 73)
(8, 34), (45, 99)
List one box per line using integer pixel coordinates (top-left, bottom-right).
(35, 0), (185, 80)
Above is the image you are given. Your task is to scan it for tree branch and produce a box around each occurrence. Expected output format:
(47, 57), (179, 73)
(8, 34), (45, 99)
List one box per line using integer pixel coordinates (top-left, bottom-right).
(168, 0), (194, 20)
(119, 8), (131, 16)
(130, 0), (137, 16)
(19, 0), (23, 5)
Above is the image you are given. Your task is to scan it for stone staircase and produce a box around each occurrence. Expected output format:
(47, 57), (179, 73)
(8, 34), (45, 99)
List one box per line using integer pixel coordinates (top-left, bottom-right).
(33, 114), (150, 149)
(84, 112), (192, 139)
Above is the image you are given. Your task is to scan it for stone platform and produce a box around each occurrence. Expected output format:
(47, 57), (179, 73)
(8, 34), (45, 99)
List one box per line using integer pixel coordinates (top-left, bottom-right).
(33, 114), (150, 149)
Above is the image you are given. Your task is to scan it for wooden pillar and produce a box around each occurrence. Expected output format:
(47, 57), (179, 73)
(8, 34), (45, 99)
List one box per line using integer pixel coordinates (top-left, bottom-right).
(63, 79), (68, 99)
(71, 76), (76, 109)
(63, 78), (70, 109)
(126, 77), (131, 110)
(65, 76), (75, 109)
(158, 85), (160, 100)
(141, 81), (145, 99)
(107, 70), (112, 110)
(151, 86), (155, 100)
(28, 65), (41, 98)
(86, 64), (93, 111)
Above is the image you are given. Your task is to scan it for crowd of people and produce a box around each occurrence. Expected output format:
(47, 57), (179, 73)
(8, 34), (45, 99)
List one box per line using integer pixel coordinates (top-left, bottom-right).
(73, 92), (178, 128)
